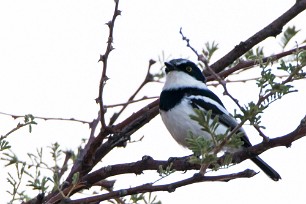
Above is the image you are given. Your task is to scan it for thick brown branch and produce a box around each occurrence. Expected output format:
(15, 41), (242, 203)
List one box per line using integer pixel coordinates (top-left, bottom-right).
(92, 101), (160, 165)
(207, 45), (306, 82)
(209, 0), (306, 73)
(68, 169), (256, 204)
(229, 115), (306, 163)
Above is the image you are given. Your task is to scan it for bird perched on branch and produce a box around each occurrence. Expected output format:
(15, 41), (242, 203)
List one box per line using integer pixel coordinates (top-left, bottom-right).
(159, 58), (281, 181)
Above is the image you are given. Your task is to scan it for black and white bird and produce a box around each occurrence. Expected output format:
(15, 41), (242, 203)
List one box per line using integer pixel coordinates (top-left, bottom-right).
(159, 58), (281, 181)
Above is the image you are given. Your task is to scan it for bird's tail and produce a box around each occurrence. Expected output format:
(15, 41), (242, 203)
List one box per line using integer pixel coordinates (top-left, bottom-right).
(251, 156), (281, 181)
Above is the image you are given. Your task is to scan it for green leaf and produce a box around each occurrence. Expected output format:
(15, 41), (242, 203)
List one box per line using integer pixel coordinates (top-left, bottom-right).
(280, 26), (300, 49)
(202, 41), (219, 62)
(72, 172), (80, 185)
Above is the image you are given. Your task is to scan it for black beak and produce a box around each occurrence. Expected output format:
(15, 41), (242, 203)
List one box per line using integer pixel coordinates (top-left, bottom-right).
(164, 61), (175, 74)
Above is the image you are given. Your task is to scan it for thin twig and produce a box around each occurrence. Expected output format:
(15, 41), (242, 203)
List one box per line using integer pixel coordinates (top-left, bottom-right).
(208, 74), (295, 87)
(0, 111), (90, 124)
(179, 28), (243, 110)
(1, 122), (33, 138)
(104, 96), (158, 108)
(108, 59), (157, 126)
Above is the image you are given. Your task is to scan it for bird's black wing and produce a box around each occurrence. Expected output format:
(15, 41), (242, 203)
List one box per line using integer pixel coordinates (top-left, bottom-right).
(187, 89), (252, 147)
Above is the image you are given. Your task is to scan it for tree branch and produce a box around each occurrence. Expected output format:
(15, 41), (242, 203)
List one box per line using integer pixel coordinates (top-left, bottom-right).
(98, 0), (121, 128)
(0, 111), (91, 125)
(67, 169), (256, 203)
(209, 0), (306, 73)
(229, 114), (306, 164)
(207, 44), (306, 82)
(35, 111), (306, 204)
(104, 96), (158, 108)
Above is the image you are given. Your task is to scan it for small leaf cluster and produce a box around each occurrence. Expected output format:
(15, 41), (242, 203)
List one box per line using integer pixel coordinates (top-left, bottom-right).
(235, 102), (265, 128)
(6, 163), (30, 203)
(202, 41), (219, 63)
(1, 142), (75, 202)
(129, 192), (161, 204)
(187, 109), (244, 171)
(257, 61), (300, 107)
(244, 46), (264, 61)
(158, 162), (175, 177)
(280, 26), (300, 49)
(0, 136), (11, 151)
(24, 114), (37, 133)
(0, 114), (37, 152)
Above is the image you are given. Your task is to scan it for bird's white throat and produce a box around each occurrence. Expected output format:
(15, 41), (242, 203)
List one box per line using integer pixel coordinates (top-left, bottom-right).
(163, 71), (208, 91)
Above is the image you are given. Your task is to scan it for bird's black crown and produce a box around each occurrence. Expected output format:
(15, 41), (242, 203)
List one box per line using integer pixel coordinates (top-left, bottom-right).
(165, 58), (206, 83)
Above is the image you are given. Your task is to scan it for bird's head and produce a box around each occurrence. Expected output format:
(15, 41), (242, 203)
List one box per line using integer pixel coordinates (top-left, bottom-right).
(163, 58), (206, 90)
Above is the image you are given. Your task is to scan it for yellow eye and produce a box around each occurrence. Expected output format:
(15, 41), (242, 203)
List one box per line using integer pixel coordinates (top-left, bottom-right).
(186, 66), (192, 72)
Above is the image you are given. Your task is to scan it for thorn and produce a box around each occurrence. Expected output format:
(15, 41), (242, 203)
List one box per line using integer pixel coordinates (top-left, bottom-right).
(109, 45), (115, 51)
(105, 21), (112, 28)
(116, 10), (122, 16)
(98, 55), (106, 62)
(149, 59), (156, 66)
(103, 75), (110, 82)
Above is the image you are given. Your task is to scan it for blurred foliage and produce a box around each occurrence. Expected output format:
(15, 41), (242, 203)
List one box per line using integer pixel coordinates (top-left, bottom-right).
(280, 26), (300, 49)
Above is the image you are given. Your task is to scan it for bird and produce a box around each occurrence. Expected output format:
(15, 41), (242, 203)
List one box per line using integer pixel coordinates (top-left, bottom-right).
(159, 58), (281, 181)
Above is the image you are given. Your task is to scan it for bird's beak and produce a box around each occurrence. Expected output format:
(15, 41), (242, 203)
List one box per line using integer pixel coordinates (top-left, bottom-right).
(164, 61), (176, 73)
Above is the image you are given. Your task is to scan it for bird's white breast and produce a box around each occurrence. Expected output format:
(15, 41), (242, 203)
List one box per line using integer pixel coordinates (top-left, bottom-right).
(160, 97), (228, 148)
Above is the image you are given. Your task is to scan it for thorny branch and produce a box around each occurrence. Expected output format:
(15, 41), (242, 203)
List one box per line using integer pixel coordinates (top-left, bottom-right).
(98, 0), (121, 128)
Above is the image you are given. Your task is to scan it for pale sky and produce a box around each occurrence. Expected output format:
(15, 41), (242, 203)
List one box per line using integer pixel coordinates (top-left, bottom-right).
(0, 0), (306, 203)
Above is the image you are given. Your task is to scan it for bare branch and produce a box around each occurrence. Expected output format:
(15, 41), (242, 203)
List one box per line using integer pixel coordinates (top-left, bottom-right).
(0, 111), (90, 125)
(104, 96), (158, 108)
(98, 0), (121, 128)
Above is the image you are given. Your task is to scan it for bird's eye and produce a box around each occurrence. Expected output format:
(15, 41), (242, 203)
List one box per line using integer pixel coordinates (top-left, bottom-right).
(186, 66), (192, 72)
